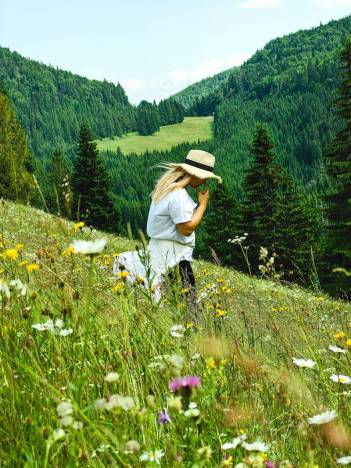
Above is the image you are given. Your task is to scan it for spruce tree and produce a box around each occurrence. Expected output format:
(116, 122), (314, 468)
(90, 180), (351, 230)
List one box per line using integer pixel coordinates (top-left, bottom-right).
(71, 124), (120, 233)
(200, 182), (239, 265)
(0, 88), (34, 202)
(235, 124), (316, 284)
(322, 37), (351, 297)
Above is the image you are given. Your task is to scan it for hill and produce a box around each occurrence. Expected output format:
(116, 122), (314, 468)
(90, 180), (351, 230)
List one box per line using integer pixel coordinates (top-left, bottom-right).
(96, 116), (213, 155)
(0, 46), (136, 162)
(1, 199), (350, 465)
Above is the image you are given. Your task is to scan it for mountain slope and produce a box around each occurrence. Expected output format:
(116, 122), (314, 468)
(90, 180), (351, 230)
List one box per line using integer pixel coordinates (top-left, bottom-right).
(1, 199), (350, 465)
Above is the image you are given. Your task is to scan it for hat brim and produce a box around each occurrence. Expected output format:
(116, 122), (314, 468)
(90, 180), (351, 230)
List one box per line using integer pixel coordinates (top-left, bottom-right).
(168, 163), (222, 183)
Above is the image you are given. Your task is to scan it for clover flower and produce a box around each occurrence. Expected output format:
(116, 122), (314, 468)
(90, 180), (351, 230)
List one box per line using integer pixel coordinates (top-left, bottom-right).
(221, 434), (247, 450)
(308, 409), (336, 425)
(336, 456), (351, 465)
(170, 325), (186, 338)
(169, 376), (201, 392)
(94, 394), (135, 411)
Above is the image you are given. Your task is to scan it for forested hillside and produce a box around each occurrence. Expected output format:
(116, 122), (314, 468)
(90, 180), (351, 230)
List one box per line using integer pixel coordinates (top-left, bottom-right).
(0, 46), (136, 163)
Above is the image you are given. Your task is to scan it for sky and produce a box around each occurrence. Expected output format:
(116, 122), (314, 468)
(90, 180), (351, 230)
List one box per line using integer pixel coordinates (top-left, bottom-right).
(1, 0), (351, 105)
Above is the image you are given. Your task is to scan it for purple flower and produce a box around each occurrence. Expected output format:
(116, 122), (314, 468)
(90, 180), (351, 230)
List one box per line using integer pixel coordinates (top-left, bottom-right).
(158, 410), (171, 424)
(265, 462), (275, 468)
(169, 376), (201, 392)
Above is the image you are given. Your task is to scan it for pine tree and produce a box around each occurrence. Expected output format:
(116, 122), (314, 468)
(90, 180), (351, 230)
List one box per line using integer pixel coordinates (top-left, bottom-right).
(235, 124), (316, 283)
(200, 182), (239, 265)
(0, 88), (34, 202)
(71, 124), (120, 233)
(321, 37), (351, 298)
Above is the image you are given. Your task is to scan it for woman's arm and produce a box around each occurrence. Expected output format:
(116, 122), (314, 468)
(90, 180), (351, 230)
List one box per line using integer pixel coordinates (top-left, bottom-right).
(176, 187), (209, 236)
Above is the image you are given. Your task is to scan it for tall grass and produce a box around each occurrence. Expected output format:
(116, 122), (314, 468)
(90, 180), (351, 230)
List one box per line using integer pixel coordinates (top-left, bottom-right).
(0, 199), (350, 467)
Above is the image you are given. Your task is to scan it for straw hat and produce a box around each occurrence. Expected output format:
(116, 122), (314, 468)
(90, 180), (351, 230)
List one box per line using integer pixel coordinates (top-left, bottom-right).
(169, 149), (222, 183)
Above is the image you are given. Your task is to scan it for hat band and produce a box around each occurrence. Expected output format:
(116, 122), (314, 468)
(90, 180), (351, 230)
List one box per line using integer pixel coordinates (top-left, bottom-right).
(184, 158), (214, 172)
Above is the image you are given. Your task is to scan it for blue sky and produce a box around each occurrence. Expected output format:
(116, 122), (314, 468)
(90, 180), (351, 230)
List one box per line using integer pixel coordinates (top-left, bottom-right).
(1, 0), (351, 104)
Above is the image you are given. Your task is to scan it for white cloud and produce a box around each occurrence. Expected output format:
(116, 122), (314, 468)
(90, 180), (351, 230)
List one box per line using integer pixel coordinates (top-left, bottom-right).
(310, 0), (351, 7)
(235, 0), (281, 9)
(121, 53), (251, 104)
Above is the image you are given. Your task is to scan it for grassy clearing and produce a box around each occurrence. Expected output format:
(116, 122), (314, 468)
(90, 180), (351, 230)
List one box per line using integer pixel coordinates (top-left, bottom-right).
(0, 200), (351, 467)
(95, 117), (213, 155)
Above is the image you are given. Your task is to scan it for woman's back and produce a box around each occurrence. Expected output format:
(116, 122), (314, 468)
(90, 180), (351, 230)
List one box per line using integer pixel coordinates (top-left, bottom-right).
(146, 188), (197, 247)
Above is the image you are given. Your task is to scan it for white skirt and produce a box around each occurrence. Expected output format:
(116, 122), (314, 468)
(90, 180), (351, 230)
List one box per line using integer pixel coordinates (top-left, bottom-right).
(112, 238), (194, 303)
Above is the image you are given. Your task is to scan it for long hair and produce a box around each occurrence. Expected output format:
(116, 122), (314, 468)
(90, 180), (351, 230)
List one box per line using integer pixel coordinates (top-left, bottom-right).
(150, 162), (193, 203)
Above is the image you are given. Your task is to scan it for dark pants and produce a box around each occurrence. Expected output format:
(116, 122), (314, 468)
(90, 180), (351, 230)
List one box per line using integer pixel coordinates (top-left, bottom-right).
(167, 260), (197, 309)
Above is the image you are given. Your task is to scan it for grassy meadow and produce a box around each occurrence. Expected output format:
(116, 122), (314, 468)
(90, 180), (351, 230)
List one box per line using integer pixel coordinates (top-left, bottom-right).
(1, 199), (351, 467)
(95, 117), (213, 155)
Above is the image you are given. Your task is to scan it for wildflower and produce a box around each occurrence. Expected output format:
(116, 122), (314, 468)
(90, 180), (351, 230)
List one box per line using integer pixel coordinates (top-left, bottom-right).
(197, 446), (212, 460)
(169, 375), (201, 392)
(104, 372), (120, 383)
(54, 319), (64, 328)
(57, 401), (73, 417)
(330, 374), (351, 385)
(215, 308), (226, 318)
(124, 440), (141, 454)
(242, 440), (270, 452)
(59, 328), (73, 336)
(139, 449), (165, 464)
(50, 428), (66, 442)
(329, 345), (347, 354)
(4, 248), (18, 260)
(95, 394), (135, 411)
(222, 434), (247, 450)
(117, 270), (129, 280)
(32, 320), (55, 331)
(292, 358), (316, 369)
(221, 455), (233, 466)
(168, 354), (184, 370)
(9, 279), (27, 296)
(112, 283), (124, 293)
(0, 280), (10, 300)
(206, 357), (216, 370)
(184, 401), (200, 418)
(62, 246), (76, 256)
(170, 325), (186, 338)
(346, 339), (351, 348)
(59, 415), (74, 427)
(336, 456), (351, 465)
(334, 332), (346, 340)
(136, 275), (145, 285)
(74, 221), (85, 230)
(158, 410), (171, 424)
(26, 263), (40, 272)
(167, 396), (182, 412)
(69, 239), (107, 255)
(308, 410), (337, 425)
(15, 243), (24, 251)
(72, 421), (83, 430)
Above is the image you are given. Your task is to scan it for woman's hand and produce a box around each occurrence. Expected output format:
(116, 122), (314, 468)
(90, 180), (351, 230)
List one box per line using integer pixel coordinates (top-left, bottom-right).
(197, 186), (209, 207)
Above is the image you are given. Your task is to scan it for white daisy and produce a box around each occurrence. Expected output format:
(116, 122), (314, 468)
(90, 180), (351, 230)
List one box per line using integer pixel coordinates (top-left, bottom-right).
(170, 325), (185, 338)
(308, 409), (336, 425)
(242, 440), (270, 452)
(222, 434), (247, 450)
(139, 449), (165, 464)
(329, 345), (347, 354)
(330, 374), (351, 384)
(292, 357), (316, 368)
(70, 238), (107, 255)
(336, 456), (351, 465)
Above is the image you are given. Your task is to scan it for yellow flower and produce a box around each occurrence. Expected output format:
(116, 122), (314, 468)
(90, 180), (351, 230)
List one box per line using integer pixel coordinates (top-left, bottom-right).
(136, 275), (145, 285)
(112, 283), (124, 293)
(4, 248), (18, 260)
(186, 321), (194, 329)
(206, 357), (216, 370)
(239, 428), (245, 434)
(216, 278), (224, 284)
(346, 339), (351, 348)
(334, 331), (346, 340)
(62, 246), (76, 256)
(118, 271), (129, 280)
(219, 359), (227, 367)
(74, 221), (85, 230)
(221, 455), (233, 466)
(215, 308), (225, 318)
(26, 263), (40, 272)
(15, 243), (24, 251)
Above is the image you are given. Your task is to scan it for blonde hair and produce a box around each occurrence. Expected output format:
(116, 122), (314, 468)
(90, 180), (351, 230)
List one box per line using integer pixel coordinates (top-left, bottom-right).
(150, 162), (193, 203)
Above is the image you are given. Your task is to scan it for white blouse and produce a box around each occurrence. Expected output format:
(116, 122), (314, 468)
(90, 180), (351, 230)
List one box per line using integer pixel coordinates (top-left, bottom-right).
(112, 188), (198, 302)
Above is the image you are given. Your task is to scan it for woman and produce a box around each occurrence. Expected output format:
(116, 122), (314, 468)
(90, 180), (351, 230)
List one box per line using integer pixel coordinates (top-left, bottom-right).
(112, 149), (222, 306)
